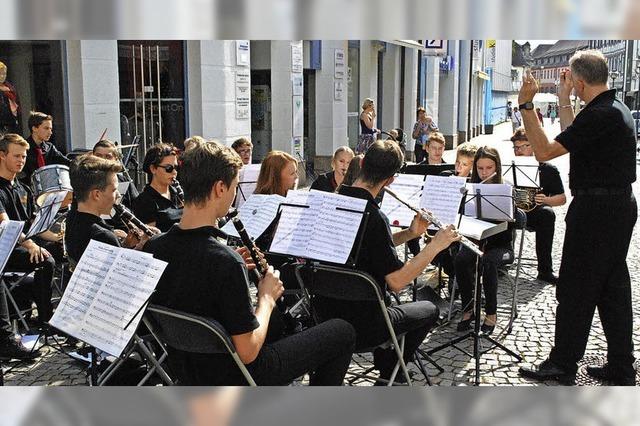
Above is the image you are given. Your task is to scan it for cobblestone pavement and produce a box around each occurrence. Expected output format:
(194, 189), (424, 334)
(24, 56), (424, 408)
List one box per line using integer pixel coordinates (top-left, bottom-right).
(3, 121), (639, 386)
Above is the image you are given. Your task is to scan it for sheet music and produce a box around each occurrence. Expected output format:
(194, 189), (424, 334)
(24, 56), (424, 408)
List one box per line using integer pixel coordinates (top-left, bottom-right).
(49, 240), (167, 357)
(0, 220), (24, 274)
(118, 181), (130, 195)
(221, 194), (286, 239)
(457, 215), (508, 240)
(235, 163), (262, 208)
(25, 191), (67, 239)
(464, 183), (514, 222)
(270, 190), (366, 264)
(502, 156), (540, 188)
(380, 174), (425, 227)
(420, 175), (467, 228)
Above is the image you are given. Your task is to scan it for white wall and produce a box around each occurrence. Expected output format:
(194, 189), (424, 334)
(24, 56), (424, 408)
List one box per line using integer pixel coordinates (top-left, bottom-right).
(66, 40), (121, 150)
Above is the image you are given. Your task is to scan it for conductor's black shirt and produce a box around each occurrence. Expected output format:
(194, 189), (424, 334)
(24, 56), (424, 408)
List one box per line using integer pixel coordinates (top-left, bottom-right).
(538, 163), (565, 196)
(555, 89), (636, 190)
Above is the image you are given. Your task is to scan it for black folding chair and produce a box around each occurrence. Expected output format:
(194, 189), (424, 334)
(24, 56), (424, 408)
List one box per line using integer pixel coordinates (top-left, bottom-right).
(295, 263), (415, 386)
(144, 304), (257, 386)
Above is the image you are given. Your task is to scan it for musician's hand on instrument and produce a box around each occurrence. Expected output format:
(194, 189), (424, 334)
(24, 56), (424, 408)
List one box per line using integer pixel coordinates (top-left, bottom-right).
(534, 193), (547, 205)
(235, 247), (256, 271)
(26, 243), (50, 263)
(148, 225), (161, 235)
(114, 229), (128, 240)
(257, 266), (283, 308)
(431, 225), (461, 251)
(133, 233), (151, 251)
(409, 210), (430, 237)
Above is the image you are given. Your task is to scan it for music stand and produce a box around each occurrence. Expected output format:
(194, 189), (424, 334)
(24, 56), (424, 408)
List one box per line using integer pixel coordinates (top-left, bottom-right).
(502, 159), (540, 189)
(401, 163), (455, 176)
(427, 190), (522, 385)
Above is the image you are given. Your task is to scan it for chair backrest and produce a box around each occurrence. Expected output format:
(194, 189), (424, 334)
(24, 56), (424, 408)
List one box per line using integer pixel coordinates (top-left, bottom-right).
(145, 304), (257, 386)
(296, 263), (384, 303)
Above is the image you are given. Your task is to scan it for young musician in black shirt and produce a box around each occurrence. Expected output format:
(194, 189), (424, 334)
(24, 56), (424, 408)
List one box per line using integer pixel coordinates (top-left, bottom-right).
(145, 142), (355, 385)
(419, 132), (447, 165)
(455, 147), (514, 336)
(20, 112), (71, 185)
(317, 140), (460, 382)
(65, 155), (152, 265)
(511, 128), (566, 284)
(518, 51), (637, 385)
(133, 143), (183, 232)
(92, 140), (139, 210)
(310, 146), (354, 193)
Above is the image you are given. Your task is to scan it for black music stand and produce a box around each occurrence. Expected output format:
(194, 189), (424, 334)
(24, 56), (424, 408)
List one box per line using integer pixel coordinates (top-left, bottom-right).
(426, 191), (522, 386)
(502, 160), (540, 189)
(401, 163), (455, 176)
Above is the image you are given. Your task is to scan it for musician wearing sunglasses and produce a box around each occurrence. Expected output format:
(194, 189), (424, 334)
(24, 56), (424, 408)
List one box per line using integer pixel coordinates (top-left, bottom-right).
(132, 143), (184, 232)
(145, 142), (356, 385)
(315, 140), (460, 383)
(518, 50), (637, 386)
(511, 128), (566, 284)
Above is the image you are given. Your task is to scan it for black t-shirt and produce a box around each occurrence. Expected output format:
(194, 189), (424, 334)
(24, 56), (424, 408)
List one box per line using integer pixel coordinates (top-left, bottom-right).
(64, 208), (121, 264)
(555, 89), (636, 190)
(144, 225), (260, 385)
(132, 184), (183, 232)
(538, 163), (564, 197)
(0, 176), (34, 224)
(310, 171), (338, 193)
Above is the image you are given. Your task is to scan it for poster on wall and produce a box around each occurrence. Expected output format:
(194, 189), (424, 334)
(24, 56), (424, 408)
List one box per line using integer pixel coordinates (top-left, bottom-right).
(291, 41), (303, 73)
(293, 137), (303, 159)
(236, 40), (250, 66)
(334, 80), (344, 101)
(334, 49), (345, 79)
(236, 70), (251, 119)
(292, 95), (303, 138)
(292, 74), (303, 96)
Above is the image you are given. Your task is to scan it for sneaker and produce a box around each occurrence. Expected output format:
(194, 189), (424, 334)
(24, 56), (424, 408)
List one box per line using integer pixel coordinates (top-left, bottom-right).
(0, 336), (40, 361)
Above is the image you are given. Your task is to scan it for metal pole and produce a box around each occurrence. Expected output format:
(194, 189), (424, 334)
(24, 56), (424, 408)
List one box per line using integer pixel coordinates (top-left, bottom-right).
(156, 45), (163, 142)
(148, 46), (155, 145)
(132, 45), (138, 137)
(140, 45), (147, 153)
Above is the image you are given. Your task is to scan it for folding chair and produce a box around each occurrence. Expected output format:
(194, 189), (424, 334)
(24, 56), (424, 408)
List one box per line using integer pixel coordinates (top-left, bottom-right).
(144, 304), (257, 386)
(294, 263), (415, 386)
(1, 271), (38, 331)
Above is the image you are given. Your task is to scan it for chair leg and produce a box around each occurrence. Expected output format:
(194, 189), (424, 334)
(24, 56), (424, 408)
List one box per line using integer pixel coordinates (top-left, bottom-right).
(388, 336), (411, 386)
(447, 277), (458, 322)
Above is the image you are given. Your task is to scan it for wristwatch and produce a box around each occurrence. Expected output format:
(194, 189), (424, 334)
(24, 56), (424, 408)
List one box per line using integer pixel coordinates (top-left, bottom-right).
(519, 102), (534, 111)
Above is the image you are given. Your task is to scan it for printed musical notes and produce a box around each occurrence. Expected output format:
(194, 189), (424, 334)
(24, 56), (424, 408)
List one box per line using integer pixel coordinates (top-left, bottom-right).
(0, 220), (24, 274)
(221, 194), (285, 239)
(420, 175), (467, 228)
(379, 174), (425, 227)
(463, 183), (515, 222)
(49, 240), (167, 357)
(235, 164), (262, 208)
(269, 190), (367, 264)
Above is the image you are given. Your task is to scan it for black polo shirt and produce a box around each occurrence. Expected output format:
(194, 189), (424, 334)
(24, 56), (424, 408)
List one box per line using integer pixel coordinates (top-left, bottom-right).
(144, 225), (259, 385)
(538, 163), (564, 197)
(64, 208), (121, 264)
(310, 171), (338, 193)
(0, 176), (34, 224)
(132, 184), (183, 232)
(555, 89), (636, 190)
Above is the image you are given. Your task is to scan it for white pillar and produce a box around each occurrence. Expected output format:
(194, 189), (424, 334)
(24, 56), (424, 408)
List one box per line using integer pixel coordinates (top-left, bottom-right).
(270, 41), (303, 155)
(380, 44), (401, 133)
(403, 48), (419, 153)
(66, 41), (121, 150)
(187, 41), (251, 146)
(424, 56), (440, 120)
(437, 41), (460, 148)
(458, 41), (471, 142)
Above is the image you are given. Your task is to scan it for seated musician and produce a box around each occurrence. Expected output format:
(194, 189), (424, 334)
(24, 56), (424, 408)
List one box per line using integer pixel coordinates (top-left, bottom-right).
(419, 132), (446, 165)
(132, 143), (184, 232)
(254, 150), (298, 197)
(65, 155), (153, 265)
(145, 141), (356, 385)
(511, 128), (566, 284)
(231, 137), (253, 166)
(315, 140), (460, 383)
(0, 134), (56, 326)
(455, 146), (514, 335)
(183, 135), (206, 152)
(92, 139), (139, 209)
(310, 146), (354, 193)
(20, 112), (71, 186)
(454, 143), (478, 178)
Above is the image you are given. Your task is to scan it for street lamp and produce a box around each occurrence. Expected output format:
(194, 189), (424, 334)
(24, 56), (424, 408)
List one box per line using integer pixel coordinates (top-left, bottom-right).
(610, 70), (620, 90)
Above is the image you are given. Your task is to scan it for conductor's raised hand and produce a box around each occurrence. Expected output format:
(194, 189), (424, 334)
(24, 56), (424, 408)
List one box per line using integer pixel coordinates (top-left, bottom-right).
(557, 68), (574, 100)
(518, 69), (539, 104)
(409, 210), (430, 237)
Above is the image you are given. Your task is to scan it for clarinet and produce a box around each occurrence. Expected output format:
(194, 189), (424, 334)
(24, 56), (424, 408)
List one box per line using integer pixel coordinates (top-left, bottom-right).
(227, 209), (299, 333)
(112, 203), (155, 237)
(383, 187), (484, 257)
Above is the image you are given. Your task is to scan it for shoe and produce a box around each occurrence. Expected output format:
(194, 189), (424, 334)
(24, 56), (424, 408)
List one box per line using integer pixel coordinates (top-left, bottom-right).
(537, 272), (558, 285)
(481, 322), (495, 335)
(519, 359), (575, 385)
(457, 313), (475, 332)
(586, 364), (636, 386)
(0, 336), (40, 361)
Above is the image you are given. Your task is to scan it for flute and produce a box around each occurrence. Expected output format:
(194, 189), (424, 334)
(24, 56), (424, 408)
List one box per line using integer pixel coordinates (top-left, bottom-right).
(383, 187), (484, 257)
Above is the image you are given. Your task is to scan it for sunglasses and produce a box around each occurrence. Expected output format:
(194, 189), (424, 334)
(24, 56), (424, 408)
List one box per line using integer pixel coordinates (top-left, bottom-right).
(157, 164), (178, 173)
